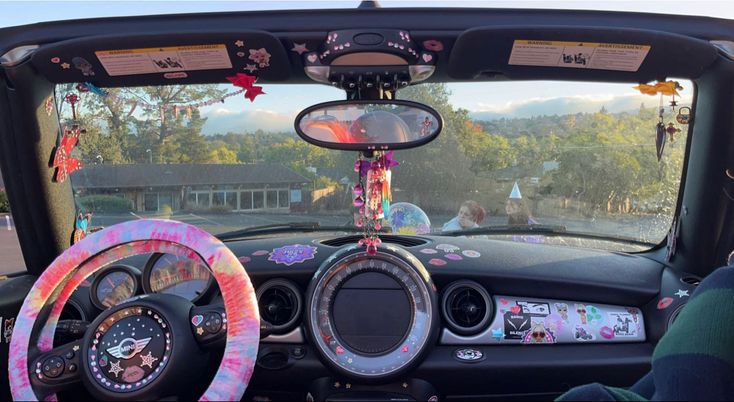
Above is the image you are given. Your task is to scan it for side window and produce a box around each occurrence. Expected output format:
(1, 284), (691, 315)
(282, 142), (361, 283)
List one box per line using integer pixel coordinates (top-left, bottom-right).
(0, 173), (25, 274)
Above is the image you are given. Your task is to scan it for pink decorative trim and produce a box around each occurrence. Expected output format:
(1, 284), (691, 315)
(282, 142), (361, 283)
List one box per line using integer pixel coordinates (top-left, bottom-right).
(9, 219), (259, 401)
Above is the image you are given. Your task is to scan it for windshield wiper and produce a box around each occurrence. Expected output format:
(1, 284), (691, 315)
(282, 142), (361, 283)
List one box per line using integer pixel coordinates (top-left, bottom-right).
(216, 222), (371, 241)
(440, 224), (653, 247)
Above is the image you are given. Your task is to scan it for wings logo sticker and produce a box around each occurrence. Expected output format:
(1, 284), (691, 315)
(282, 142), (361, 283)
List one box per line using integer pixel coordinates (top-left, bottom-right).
(106, 337), (151, 359)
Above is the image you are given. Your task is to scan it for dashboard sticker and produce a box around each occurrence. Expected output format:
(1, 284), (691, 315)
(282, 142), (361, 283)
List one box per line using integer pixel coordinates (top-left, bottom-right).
(609, 312), (638, 337)
(674, 289), (690, 298)
(238, 256), (251, 264)
(584, 305), (603, 325)
(522, 322), (555, 344)
(461, 250), (480, 258)
(428, 258), (447, 266)
(575, 304), (588, 324)
(574, 325), (595, 341)
(268, 244), (317, 266)
(491, 327), (504, 341)
(517, 301), (550, 316)
(419, 248), (438, 254)
(252, 250), (269, 256)
(599, 326), (615, 340)
(554, 303), (569, 321)
(657, 297), (673, 310)
(435, 244), (460, 252)
(445, 253), (463, 261)
(503, 312), (531, 340)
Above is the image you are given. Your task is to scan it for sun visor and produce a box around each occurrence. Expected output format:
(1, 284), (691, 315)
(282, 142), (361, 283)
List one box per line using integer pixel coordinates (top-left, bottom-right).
(448, 26), (718, 82)
(29, 31), (291, 86)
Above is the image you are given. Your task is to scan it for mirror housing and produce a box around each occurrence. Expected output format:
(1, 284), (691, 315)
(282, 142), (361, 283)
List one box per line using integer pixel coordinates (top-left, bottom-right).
(294, 100), (443, 151)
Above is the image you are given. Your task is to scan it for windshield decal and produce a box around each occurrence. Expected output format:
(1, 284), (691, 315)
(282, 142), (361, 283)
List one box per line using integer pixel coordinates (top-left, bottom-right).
(268, 244), (318, 266)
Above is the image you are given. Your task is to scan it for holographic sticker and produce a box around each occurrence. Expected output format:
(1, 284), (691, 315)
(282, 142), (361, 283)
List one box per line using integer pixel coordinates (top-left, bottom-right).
(445, 253), (463, 261)
(252, 250), (269, 256)
(191, 315), (204, 327)
(420, 248), (438, 254)
(657, 297), (674, 310)
(522, 322), (555, 344)
(435, 244), (460, 252)
(462, 250), (480, 258)
(599, 326), (615, 340)
(428, 258), (447, 266)
(268, 244), (318, 266)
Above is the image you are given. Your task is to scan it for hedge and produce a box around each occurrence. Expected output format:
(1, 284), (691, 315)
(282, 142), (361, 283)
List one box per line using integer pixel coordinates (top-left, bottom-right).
(78, 194), (133, 213)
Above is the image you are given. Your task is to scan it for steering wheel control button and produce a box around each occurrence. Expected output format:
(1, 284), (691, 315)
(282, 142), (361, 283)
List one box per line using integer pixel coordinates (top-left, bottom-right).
(291, 346), (306, 359)
(454, 348), (484, 363)
(67, 363), (77, 373)
(42, 356), (65, 378)
(87, 306), (172, 393)
(64, 350), (75, 360)
(204, 313), (223, 333)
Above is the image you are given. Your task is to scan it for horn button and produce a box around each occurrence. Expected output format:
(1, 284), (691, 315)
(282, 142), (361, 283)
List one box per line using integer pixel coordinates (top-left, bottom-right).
(87, 306), (172, 393)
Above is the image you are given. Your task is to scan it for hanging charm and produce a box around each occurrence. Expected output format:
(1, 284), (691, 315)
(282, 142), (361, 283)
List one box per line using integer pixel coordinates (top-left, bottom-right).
(52, 125), (84, 182)
(676, 107), (692, 125)
(65, 93), (79, 121)
(665, 123), (681, 143)
(72, 212), (93, 244)
(655, 103), (666, 162)
(353, 151), (399, 255)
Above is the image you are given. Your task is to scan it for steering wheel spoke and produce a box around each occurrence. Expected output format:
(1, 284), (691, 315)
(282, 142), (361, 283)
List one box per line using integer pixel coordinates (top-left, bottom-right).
(28, 340), (83, 396)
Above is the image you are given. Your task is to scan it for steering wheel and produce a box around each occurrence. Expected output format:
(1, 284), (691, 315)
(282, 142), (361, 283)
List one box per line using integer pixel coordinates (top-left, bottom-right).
(8, 219), (260, 401)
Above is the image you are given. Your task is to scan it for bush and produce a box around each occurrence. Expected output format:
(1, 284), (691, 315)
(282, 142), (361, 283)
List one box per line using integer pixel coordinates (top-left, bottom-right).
(208, 205), (232, 214)
(78, 195), (133, 213)
(0, 190), (8, 213)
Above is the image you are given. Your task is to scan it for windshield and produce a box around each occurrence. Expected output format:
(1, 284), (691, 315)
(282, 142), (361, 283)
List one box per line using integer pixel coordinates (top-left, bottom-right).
(61, 80), (691, 251)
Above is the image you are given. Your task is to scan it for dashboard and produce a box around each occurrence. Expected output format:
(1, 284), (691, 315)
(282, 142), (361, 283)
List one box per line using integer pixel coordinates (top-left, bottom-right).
(64, 233), (694, 401)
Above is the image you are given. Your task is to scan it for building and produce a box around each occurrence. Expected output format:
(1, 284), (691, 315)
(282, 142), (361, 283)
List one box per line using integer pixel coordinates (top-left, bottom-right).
(71, 164), (311, 213)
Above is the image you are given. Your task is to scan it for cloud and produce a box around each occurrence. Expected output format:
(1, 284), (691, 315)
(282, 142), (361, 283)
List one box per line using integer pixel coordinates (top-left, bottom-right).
(470, 93), (693, 120)
(200, 108), (296, 134)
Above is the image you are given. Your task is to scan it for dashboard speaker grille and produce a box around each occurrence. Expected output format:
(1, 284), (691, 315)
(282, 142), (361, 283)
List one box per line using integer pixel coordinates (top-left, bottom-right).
(441, 280), (492, 336)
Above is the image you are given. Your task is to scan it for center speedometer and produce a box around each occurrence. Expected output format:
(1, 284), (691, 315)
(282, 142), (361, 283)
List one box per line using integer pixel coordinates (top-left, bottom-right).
(305, 245), (438, 381)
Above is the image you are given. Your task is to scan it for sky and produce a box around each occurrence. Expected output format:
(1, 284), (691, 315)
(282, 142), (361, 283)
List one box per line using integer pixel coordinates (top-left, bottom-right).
(0, 0), (717, 133)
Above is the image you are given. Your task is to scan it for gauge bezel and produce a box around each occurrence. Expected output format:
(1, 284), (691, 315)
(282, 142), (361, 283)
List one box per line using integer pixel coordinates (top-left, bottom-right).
(90, 265), (141, 310)
(305, 245), (438, 382)
(142, 252), (216, 304)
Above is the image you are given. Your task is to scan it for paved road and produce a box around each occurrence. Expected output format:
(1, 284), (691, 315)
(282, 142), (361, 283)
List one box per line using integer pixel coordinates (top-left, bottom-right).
(0, 210), (668, 275)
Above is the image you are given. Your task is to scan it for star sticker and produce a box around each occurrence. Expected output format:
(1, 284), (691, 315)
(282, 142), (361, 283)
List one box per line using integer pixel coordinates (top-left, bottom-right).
(108, 360), (123, 377)
(61, 63), (70, 69)
(674, 289), (690, 298)
(196, 327), (204, 336)
(291, 43), (309, 55)
(244, 64), (258, 73)
(244, 86), (265, 102)
(235, 40), (244, 47)
(72, 345), (79, 352)
(139, 351), (158, 369)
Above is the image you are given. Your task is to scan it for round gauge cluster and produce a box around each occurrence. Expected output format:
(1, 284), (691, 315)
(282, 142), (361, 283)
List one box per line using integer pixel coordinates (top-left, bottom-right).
(306, 246), (438, 381)
(91, 266), (140, 310)
(143, 253), (213, 303)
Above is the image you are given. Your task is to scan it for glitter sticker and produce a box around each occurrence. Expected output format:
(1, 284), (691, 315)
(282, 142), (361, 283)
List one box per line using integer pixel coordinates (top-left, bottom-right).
(268, 244), (318, 266)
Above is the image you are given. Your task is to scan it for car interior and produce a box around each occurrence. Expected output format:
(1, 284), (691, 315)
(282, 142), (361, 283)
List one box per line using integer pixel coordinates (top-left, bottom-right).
(1, 2), (734, 401)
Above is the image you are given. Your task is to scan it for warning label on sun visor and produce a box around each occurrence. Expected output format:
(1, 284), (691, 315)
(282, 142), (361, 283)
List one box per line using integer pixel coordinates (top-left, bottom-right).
(95, 44), (232, 76)
(508, 40), (650, 72)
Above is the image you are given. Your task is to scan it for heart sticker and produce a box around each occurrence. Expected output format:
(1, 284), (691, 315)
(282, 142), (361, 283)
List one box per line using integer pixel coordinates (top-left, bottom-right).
(191, 315), (204, 327)
(422, 53), (433, 63)
(307, 54), (317, 63)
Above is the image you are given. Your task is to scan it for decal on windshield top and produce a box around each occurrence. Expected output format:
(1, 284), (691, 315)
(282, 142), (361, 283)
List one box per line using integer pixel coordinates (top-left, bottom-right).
(508, 40), (650, 72)
(95, 44), (233, 77)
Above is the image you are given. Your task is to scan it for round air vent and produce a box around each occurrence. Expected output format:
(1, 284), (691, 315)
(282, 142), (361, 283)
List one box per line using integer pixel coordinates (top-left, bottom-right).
(256, 279), (302, 334)
(441, 280), (493, 336)
(680, 274), (701, 287)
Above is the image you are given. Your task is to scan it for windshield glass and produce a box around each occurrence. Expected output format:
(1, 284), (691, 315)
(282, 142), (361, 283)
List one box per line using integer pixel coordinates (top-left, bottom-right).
(61, 80), (692, 251)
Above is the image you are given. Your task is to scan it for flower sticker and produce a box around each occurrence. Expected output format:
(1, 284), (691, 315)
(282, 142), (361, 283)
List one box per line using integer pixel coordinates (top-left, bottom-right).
(268, 244), (317, 266)
(248, 48), (271, 68)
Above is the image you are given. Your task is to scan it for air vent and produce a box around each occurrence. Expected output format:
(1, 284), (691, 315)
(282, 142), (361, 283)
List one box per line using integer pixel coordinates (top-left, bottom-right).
(680, 274), (701, 287)
(256, 279), (302, 333)
(441, 280), (493, 336)
(60, 300), (87, 321)
(321, 235), (427, 248)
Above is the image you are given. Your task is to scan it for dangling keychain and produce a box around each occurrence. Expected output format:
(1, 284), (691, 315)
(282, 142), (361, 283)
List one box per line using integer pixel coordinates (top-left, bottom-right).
(655, 96), (666, 162)
(353, 151), (399, 255)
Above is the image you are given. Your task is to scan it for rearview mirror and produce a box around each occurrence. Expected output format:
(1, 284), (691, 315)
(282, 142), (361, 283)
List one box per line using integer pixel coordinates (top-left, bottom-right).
(294, 100), (442, 151)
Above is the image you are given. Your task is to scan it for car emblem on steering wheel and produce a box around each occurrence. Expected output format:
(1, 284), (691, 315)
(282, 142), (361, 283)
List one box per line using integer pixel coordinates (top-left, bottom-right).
(106, 337), (151, 360)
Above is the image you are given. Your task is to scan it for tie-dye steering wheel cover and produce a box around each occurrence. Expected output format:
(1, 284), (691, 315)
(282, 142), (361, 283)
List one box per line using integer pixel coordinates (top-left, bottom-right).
(9, 219), (260, 401)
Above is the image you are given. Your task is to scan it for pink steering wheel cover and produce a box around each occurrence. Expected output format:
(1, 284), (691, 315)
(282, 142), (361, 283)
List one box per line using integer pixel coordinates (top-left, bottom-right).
(9, 219), (260, 401)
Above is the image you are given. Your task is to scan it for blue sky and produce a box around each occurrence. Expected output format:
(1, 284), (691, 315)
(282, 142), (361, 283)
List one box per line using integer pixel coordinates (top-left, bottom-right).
(0, 0), (715, 132)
